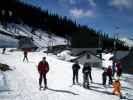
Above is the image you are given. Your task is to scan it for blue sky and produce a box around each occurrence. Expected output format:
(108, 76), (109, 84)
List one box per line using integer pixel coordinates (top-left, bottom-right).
(21, 0), (133, 38)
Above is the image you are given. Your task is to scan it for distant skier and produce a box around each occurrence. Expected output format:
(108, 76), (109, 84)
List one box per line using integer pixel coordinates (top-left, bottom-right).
(107, 66), (113, 85)
(72, 61), (80, 85)
(102, 68), (107, 86)
(82, 62), (92, 89)
(2, 48), (6, 54)
(116, 61), (122, 77)
(112, 60), (116, 77)
(38, 57), (49, 90)
(23, 50), (28, 62)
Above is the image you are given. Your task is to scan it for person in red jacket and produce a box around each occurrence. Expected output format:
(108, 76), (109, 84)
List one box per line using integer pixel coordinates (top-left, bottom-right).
(116, 61), (122, 77)
(38, 57), (49, 90)
(107, 66), (113, 85)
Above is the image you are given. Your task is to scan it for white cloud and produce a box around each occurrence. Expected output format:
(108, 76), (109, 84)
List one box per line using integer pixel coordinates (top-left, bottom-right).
(109, 0), (133, 10)
(70, 8), (95, 18)
(58, 0), (76, 5)
(88, 0), (96, 7)
(70, 8), (83, 18)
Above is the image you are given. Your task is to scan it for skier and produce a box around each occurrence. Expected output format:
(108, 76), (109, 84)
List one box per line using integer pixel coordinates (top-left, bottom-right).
(72, 61), (80, 85)
(107, 66), (113, 85)
(38, 57), (49, 90)
(82, 62), (92, 89)
(102, 68), (107, 86)
(2, 48), (6, 54)
(116, 61), (122, 77)
(23, 50), (28, 62)
(112, 60), (116, 77)
(112, 77), (123, 98)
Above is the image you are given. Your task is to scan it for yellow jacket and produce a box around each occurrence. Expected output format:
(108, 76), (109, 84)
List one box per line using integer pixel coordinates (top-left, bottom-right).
(112, 80), (121, 96)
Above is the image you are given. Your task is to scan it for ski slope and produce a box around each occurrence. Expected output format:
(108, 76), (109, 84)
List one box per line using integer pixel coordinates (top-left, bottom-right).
(0, 49), (133, 100)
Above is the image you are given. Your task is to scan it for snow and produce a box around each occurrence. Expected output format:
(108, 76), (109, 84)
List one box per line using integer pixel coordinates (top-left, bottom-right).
(0, 49), (133, 100)
(120, 38), (133, 47)
(57, 50), (76, 61)
(102, 53), (113, 68)
(0, 23), (66, 48)
(0, 26), (17, 36)
(32, 31), (66, 48)
(15, 24), (67, 48)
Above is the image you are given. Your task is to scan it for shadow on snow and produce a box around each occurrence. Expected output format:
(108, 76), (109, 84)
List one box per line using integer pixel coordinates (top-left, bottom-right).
(47, 88), (79, 95)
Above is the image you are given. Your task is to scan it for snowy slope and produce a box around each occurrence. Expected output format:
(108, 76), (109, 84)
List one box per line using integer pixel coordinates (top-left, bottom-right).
(120, 38), (133, 47)
(0, 49), (133, 100)
(0, 24), (66, 48)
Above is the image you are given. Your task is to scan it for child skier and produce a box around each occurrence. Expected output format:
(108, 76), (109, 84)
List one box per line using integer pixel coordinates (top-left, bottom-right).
(23, 50), (29, 62)
(112, 77), (125, 99)
(72, 61), (80, 85)
(102, 68), (107, 87)
(112, 77), (121, 96)
(82, 62), (92, 89)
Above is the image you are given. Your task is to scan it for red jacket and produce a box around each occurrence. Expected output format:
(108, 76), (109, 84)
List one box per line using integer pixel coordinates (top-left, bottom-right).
(107, 67), (112, 76)
(38, 61), (49, 74)
(116, 63), (121, 72)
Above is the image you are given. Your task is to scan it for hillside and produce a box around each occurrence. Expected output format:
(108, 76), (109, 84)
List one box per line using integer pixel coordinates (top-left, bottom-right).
(0, 23), (66, 48)
(0, 0), (130, 50)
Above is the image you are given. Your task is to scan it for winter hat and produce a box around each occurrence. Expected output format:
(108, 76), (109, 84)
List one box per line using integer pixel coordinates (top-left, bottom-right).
(43, 57), (46, 59)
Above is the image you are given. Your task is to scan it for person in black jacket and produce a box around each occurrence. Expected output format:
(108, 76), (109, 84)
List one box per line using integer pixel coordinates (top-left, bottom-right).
(82, 62), (92, 89)
(23, 50), (28, 62)
(72, 61), (80, 85)
(102, 68), (107, 86)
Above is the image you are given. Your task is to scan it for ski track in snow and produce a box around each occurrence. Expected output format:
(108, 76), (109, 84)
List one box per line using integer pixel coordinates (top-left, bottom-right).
(0, 49), (133, 100)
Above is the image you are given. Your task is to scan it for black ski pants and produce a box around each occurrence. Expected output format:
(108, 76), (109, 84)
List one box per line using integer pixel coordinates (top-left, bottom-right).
(39, 73), (47, 87)
(73, 70), (79, 84)
(23, 56), (28, 62)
